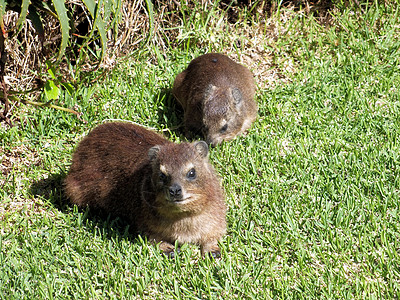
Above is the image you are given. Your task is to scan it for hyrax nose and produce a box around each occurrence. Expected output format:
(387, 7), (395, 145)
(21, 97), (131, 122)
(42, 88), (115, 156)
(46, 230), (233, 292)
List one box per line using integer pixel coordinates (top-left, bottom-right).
(169, 183), (182, 198)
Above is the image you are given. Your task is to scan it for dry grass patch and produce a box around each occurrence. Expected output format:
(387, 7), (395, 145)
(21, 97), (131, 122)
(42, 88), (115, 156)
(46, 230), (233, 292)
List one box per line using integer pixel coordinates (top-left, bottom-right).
(0, 145), (41, 180)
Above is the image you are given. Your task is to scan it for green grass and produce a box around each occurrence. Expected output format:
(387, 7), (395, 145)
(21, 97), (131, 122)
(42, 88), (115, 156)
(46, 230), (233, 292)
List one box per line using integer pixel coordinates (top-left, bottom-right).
(1, 2), (400, 299)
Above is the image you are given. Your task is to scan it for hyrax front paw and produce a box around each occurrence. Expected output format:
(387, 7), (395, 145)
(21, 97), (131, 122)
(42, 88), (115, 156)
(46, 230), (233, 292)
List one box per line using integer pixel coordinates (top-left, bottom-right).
(200, 242), (221, 259)
(206, 250), (221, 259)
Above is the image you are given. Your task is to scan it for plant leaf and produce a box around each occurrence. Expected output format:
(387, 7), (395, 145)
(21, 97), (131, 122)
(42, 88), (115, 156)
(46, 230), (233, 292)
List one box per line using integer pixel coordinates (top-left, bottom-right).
(15, 0), (30, 35)
(61, 82), (74, 95)
(44, 80), (60, 100)
(103, 0), (111, 24)
(110, 0), (122, 41)
(0, 0), (7, 38)
(0, 0), (6, 17)
(51, 0), (70, 62)
(144, 0), (155, 44)
(45, 60), (57, 79)
(81, 0), (107, 63)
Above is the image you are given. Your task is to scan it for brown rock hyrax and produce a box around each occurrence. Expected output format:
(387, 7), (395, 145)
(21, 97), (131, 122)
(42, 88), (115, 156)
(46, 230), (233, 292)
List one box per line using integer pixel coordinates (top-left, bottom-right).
(64, 122), (226, 257)
(173, 53), (258, 146)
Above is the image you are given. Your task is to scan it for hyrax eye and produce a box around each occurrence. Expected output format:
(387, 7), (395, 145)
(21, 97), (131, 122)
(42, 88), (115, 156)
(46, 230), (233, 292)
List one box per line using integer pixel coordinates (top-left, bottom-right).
(159, 172), (167, 182)
(186, 168), (196, 180)
(220, 124), (228, 133)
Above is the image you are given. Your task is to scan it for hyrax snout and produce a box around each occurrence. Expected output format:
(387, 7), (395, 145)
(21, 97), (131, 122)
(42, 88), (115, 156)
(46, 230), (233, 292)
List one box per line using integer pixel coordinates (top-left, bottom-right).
(64, 122), (226, 257)
(173, 53), (258, 146)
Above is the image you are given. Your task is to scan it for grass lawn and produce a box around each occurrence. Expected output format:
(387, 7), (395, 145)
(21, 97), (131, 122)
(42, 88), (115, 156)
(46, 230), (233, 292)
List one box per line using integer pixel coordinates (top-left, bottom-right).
(1, 1), (400, 299)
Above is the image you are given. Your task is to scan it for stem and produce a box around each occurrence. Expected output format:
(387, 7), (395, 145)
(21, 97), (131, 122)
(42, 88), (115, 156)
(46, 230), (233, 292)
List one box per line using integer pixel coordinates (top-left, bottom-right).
(5, 93), (86, 123)
(21, 99), (81, 115)
(0, 18), (10, 125)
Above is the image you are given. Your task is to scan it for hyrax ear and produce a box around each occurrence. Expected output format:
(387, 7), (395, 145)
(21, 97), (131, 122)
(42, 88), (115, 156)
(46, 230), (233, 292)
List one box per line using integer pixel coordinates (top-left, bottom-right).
(148, 146), (161, 162)
(194, 141), (209, 158)
(231, 88), (243, 106)
(173, 70), (187, 92)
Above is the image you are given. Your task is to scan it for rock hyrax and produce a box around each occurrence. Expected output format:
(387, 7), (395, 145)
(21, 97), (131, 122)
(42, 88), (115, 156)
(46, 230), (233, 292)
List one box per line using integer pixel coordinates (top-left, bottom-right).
(173, 53), (258, 146)
(64, 122), (226, 257)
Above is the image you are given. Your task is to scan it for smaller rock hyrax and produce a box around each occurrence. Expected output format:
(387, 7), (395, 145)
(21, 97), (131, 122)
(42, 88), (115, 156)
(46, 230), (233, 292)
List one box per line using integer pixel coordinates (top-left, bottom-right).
(64, 122), (226, 257)
(172, 53), (258, 146)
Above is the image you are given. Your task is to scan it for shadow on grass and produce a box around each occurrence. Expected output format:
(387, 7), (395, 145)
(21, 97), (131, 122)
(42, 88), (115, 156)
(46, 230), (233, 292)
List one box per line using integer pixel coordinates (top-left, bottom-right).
(29, 173), (139, 242)
(153, 87), (204, 142)
(30, 172), (69, 212)
(153, 87), (184, 137)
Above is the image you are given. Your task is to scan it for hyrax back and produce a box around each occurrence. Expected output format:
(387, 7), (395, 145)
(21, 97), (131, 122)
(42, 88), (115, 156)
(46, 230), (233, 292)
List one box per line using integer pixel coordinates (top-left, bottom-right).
(64, 122), (226, 257)
(173, 53), (258, 146)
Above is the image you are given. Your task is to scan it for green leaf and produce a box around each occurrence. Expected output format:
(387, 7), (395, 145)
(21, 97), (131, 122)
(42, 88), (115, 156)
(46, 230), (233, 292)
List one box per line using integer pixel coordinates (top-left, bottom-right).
(45, 60), (57, 80)
(51, 0), (70, 62)
(144, 0), (155, 45)
(44, 80), (60, 100)
(0, 0), (6, 18)
(0, 0), (7, 37)
(15, 0), (30, 35)
(37, 0), (57, 17)
(81, 0), (107, 63)
(110, 0), (122, 41)
(103, 0), (112, 25)
(61, 82), (74, 95)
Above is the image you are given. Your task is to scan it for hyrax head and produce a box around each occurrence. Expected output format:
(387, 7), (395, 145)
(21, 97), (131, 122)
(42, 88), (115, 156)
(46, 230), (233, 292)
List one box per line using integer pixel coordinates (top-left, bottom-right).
(202, 84), (248, 146)
(148, 141), (213, 213)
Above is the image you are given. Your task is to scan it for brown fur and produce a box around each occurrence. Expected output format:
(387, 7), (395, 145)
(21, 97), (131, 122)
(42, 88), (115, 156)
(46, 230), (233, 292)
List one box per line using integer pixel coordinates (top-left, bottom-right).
(64, 122), (226, 257)
(173, 53), (258, 146)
